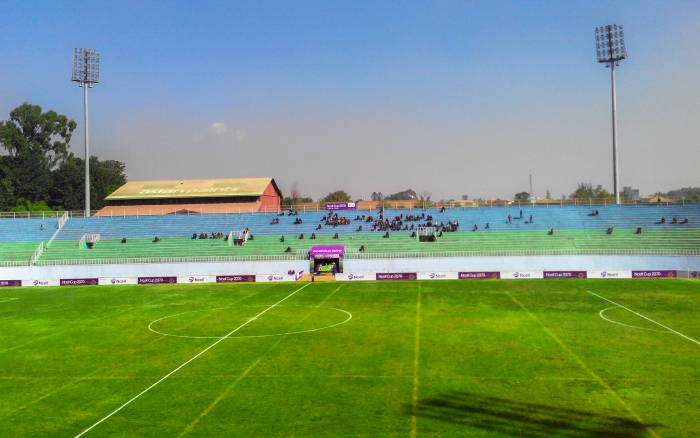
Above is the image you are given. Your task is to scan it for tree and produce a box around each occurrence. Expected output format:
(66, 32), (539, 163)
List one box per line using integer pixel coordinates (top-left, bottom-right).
(290, 182), (301, 204)
(384, 189), (417, 201)
(371, 192), (383, 201)
(320, 190), (352, 204)
(51, 156), (127, 210)
(514, 192), (530, 201)
(546, 189), (551, 199)
(569, 183), (613, 200)
(0, 103), (76, 207)
(461, 194), (470, 201)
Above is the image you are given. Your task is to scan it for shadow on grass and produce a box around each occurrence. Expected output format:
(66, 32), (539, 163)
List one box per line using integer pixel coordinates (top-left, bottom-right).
(405, 391), (659, 437)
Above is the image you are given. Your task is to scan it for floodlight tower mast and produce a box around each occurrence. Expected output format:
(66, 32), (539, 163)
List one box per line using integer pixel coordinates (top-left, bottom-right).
(72, 48), (100, 214)
(595, 25), (627, 205)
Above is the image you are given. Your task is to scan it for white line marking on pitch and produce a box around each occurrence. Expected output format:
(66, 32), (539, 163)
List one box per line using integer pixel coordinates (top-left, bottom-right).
(0, 298), (18, 304)
(74, 283), (311, 438)
(598, 307), (670, 333)
(147, 305), (352, 339)
(588, 291), (700, 346)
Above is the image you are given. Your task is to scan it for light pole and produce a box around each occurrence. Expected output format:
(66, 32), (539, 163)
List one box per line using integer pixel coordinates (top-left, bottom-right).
(72, 48), (100, 214)
(595, 25), (627, 205)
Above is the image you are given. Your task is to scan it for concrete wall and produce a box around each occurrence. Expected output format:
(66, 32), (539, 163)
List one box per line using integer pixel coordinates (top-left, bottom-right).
(1, 256), (697, 282)
(345, 256), (700, 273)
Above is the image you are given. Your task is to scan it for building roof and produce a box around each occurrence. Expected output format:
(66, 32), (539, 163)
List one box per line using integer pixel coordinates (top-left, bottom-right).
(106, 178), (281, 200)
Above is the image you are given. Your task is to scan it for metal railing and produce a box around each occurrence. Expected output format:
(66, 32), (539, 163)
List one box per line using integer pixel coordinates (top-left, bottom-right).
(33, 254), (298, 266)
(344, 248), (700, 259)
(30, 242), (44, 265)
(1, 200), (697, 220)
(0, 260), (30, 267)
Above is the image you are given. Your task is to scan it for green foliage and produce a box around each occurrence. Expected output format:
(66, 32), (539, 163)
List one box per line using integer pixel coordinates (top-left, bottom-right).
(384, 189), (417, 201)
(569, 183), (613, 200)
(0, 103), (127, 211)
(514, 191), (530, 201)
(10, 197), (54, 212)
(320, 190), (352, 204)
(281, 196), (295, 206)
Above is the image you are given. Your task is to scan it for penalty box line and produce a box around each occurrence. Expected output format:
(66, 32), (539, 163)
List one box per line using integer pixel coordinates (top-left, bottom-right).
(587, 291), (700, 347)
(74, 283), (311, 438)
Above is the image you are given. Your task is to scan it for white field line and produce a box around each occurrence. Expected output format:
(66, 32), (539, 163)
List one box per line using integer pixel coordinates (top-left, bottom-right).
(599, 307), (669, 333)
(74, 283), (310, 438)
(148, 305), (351, 339)
(588, 291), (700, 346)
(0, 298), (18, 304)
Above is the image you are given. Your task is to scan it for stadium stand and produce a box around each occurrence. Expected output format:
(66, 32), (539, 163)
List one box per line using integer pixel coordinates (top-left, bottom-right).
(2, 205), (699, 265)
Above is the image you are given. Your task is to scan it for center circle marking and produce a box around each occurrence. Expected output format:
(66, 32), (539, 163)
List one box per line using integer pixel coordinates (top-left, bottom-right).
(148, 305), (352, 339)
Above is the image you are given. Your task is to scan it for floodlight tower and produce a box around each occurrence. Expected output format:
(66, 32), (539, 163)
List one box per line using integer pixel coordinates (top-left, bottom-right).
(72, 48), (100, 214)
(595, 25), (627, 205)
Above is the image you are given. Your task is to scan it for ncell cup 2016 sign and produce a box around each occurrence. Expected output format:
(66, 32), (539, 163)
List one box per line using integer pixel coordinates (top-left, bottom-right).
(325, 202), (357, 210)
(376, 272), (416, 281)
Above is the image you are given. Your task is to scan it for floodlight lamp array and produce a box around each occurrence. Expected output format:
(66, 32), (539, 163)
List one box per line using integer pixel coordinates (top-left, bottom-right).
(72, 48), (100, 86)
(596, 24), (627, 67)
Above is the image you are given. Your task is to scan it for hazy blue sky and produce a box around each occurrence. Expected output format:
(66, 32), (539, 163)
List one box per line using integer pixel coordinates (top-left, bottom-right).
(1, 1), (698, 201)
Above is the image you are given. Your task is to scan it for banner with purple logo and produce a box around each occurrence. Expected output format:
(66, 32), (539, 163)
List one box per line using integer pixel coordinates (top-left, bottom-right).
(500, 271), (543, 279)
(216, 275), (256, 283)
(99, 277), (138, 285)
(25, 279), (60, 287)
(177, 275), (215, 284)
(60, 278), (99, 286)
(336, 273), (372, 281)
(0, 280), (22, 287)
(325, 202), (357, 210)
(544, 271), (587, 279)
(632, 270), (677, 278)
(310, 246), (345, 256)
(138, 276), (177, 284)
(587, 271), (632, 279)
(376, 272), (416, 281)
(458, 272), (501, 280)
(418, 272), (458, 280)
(256, 274), (298, 282)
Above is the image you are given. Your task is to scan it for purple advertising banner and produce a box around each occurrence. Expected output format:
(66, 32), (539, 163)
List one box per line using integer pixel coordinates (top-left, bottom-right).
(325, 202), (357, 211)
(544, 271), (587, 279)
(216, 275), (256, 283)
(138, 276), (177, 284)
(60, 278), (99, 286)
(632, 270), (677, 278)
(310, 246), (345, 256)
(0, 280), (22, 287)
(458, 272), (501, 280)
(376, 272), (417, 281)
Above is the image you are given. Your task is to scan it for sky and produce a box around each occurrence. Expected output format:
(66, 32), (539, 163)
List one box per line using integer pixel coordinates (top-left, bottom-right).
(1, 0), (698, 201)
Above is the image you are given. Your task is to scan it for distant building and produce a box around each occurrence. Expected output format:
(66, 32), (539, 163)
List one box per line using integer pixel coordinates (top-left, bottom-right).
(622, 186), (639, 201)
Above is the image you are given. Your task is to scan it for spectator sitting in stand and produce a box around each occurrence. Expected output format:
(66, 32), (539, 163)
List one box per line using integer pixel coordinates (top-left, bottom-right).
(316, 224), (322, 230)
(359, 245), (365, 252)
(280, 236), (285, 242)
(153, 236), (160, 243)
(192, 233), (197, 239)
(40, 224), (44, 230)
(549, 228), (555, 235)
(333, 232), (339, 239)
(485, 223), (490, 230)
(310, 233), (316, 240)
(121, 237), (127, 243)
(299, 233), (304, 239)
(357, 225), (363, 231)
(661, 217), (666, 224)
(672, 217), (678, 224)
(285, 246), (292, 253)
(473, 224), (478, 231)
(636, 227), (642, 234)
(606, 227), (614, 234)
(410, 231), (416, 238)
(383, 231), (390, 238)
(683, 217), (689, 224)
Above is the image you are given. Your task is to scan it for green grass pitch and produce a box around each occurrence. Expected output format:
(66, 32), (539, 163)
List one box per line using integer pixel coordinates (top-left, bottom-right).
(1, 279), (699, 437)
